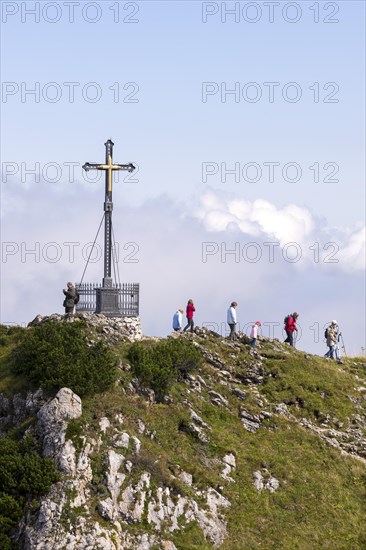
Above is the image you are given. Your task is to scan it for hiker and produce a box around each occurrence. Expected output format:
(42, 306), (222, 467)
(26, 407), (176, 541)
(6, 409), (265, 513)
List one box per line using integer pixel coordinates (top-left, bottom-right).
(63, 282), (77, 314)
(250, 321), (261, 347)
(183, 299), (196, 332)
(325, 320), (342, 361)
(284, 312), (299, 346)
(332, 321), (343, 362)
(325, 324), (337, 359)
(227, 302), (238, 340)
(172, 308), (184, 331)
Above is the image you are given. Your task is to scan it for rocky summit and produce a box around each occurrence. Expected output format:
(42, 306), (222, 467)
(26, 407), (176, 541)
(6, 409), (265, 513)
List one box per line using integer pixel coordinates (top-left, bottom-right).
(0, 316), (365, 550)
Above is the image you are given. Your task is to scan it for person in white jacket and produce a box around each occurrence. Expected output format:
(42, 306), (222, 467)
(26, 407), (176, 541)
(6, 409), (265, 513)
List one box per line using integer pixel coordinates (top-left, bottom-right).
(227, 302), (238, 340)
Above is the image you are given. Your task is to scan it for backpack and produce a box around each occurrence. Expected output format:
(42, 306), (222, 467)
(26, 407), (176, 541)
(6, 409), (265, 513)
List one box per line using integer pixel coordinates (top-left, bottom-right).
(74, 290), (80, 305)
(284, 314), (291, 325)
(324, 328), (329, 339)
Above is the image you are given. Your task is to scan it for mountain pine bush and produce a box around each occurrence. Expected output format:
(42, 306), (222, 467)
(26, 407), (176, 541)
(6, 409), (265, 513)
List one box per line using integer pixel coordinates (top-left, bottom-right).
(127, 337), (202, 400)
(0, 436), (59, 548)
(12, 320), (117, 397)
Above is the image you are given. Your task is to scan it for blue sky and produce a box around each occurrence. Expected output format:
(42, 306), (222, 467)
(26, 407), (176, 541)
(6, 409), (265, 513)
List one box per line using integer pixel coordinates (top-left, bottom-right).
(1, 1), (365, 355)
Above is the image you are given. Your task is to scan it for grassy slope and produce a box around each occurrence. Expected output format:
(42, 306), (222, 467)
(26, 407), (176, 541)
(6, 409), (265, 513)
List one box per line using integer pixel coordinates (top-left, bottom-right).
(0, 326), (30, 395)
(1, 325), (366, 549)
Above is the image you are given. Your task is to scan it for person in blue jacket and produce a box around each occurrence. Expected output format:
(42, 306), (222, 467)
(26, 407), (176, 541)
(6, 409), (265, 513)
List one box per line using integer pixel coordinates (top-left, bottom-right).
(172, 308), (184, 331)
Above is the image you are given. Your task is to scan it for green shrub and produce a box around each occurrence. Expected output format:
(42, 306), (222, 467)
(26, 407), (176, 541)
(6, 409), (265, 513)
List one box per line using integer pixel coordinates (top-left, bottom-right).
(0, 493), (22, 534)
(163, 338), (203, 377)
(0, 437), (59, 498)
(0, 532), (17, 550)
(0, 436), (59, 548)
(127, 338), (202, 400)
(0, 326), (25, 350)
(12, 321), (117, 398)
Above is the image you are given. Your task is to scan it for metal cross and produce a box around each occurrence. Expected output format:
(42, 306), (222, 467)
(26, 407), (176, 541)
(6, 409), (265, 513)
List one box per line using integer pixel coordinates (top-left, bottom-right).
(83, 139), (135, 287)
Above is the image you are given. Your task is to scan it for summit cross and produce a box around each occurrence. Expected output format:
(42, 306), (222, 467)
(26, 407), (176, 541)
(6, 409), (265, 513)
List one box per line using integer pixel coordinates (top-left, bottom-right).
(83, 139), (135, 287)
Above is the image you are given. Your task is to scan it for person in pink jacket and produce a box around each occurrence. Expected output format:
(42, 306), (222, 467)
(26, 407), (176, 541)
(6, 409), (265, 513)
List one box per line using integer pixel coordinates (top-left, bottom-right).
(250, 321), (261, 347)
(183, 299), (196, 332)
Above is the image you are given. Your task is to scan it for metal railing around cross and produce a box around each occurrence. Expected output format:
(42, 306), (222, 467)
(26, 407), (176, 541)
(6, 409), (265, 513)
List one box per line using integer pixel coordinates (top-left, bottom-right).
(75, 282), (139, 317)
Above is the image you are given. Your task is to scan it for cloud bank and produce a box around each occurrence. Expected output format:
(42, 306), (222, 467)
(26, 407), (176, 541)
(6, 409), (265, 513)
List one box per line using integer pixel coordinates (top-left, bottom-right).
(1, 182), (365, 355)
(194, 190), (365, 272)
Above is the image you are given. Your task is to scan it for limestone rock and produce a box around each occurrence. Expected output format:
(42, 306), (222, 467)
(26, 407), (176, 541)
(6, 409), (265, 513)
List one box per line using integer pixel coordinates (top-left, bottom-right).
(38, 388), (82, 425)
(37, 388), (82, 469)
(253, 470), (280, 493)
(221, 453), (236, 482)
(13, 389), (45, 424)
(209, 391), (229, 407)
(132, 435), (141, 454)
(100, 417), (111, 433)
(131, 379), (155, 404)
(230, 387), (246, 400)
(180, 421), (210, 443)
(106, 450), (126, 502)
(137, 419), (146, 434)
(28, 313), (143, 342)
(239, 408), (262, 433)
(274, 403), (290, 416)
(98, 498), (115, 522)
(113, 431), (130, 449)
(189, 408), (210, 429)
(178, 471), (193, 486)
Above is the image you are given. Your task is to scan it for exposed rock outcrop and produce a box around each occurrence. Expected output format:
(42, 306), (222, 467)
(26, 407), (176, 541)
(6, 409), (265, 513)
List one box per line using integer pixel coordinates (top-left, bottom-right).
(29, 313), (142, 342)
(253, 470), (280, 493)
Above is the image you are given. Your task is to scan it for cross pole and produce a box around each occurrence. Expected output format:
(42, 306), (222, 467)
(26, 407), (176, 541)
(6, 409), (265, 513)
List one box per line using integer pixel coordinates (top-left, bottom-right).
(83, 139), (135, 287)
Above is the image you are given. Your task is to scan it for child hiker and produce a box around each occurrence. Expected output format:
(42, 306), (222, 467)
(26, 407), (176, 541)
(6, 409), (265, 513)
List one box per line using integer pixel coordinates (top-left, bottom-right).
(250, 321), (261, 347)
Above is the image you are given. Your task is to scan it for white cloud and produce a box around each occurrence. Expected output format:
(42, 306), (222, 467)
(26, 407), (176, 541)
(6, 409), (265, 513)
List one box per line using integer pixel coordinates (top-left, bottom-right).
(194, 189), (365, 273)
(196, 191), (316, 247)
(337, 226), (366, 272)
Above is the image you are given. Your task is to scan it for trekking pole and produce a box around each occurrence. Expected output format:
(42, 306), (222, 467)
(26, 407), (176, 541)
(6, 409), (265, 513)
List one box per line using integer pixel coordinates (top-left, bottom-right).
(340, 333), (347, 357)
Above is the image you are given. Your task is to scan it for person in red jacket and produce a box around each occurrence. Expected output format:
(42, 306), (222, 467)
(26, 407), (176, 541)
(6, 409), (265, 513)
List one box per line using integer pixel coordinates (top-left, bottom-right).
(183, 299), (196, 333)
(284, 312), (299, 346)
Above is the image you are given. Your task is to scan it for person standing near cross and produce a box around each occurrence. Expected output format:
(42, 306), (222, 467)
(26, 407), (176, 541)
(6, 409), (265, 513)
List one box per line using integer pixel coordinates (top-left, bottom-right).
(63, 282), (76, 314)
